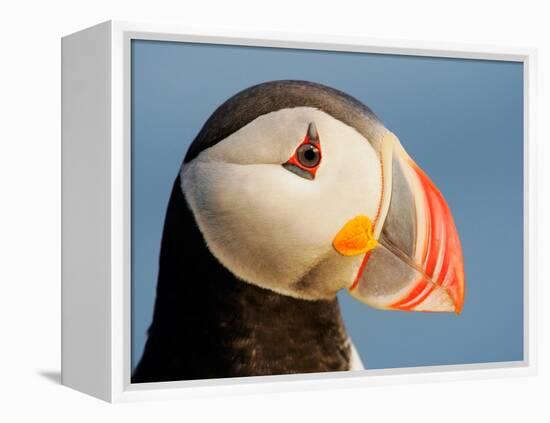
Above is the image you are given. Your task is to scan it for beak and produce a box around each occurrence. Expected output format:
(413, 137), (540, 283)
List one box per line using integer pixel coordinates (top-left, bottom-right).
(333, 132), (465, 314)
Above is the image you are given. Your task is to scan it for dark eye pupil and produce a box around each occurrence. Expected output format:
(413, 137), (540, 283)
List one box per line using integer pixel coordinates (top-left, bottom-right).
(297, 144), (320, 168)
(304, 149), (316, 161)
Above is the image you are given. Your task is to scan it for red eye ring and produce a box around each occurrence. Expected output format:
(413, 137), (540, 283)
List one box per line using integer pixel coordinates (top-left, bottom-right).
(282, 122), (322, 180)
(296, 143), (321, 168)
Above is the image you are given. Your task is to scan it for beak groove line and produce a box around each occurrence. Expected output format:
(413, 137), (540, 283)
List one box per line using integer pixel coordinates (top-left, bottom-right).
(388, 160), (465, 314)
(341, 132), (465, 315)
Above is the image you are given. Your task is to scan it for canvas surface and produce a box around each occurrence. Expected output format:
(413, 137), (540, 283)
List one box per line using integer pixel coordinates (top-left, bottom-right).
(130, 40), (523, 376)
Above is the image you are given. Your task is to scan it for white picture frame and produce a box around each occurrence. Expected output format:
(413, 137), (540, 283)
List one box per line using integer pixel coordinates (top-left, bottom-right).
(61, 20), (537, 403)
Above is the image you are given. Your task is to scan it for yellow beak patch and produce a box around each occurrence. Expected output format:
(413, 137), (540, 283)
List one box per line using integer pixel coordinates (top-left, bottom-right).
(332, 215), (378, 257)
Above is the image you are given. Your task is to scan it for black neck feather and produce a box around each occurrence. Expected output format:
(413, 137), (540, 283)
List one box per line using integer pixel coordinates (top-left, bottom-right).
(132, 176), (351, 383)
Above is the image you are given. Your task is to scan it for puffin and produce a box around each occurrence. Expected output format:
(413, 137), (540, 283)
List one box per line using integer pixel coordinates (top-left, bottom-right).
(132, 80), (465, 383)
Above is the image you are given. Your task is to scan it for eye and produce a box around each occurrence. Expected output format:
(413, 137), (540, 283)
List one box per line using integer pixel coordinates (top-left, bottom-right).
(282, 122), (322, 180)
(296, 143), (321, 168)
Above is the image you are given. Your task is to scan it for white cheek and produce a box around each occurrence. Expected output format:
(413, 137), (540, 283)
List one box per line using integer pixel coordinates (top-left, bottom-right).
(181, 108), (383, 298)
(181, 161), (328, 290)
(315, 116), (382, 226)
(198, 110), (307, 165)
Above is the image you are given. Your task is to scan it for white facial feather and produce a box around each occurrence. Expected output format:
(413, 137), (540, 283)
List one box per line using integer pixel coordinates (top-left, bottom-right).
(349, 339), (365, 370)
(181, 107), (383, 300)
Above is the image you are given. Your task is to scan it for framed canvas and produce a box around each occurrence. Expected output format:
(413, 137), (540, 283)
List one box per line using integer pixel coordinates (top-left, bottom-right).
(61, 20), (537, 402)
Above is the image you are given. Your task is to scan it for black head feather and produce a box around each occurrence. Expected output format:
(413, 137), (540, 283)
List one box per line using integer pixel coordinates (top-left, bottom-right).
(184, 80), (384, 163)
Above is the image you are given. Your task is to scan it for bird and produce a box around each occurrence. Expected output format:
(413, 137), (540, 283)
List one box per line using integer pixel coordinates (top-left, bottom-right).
(131, 80), (465, 383)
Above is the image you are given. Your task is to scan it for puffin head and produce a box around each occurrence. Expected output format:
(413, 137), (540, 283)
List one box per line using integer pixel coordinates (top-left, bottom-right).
(180, 80), (465, 314)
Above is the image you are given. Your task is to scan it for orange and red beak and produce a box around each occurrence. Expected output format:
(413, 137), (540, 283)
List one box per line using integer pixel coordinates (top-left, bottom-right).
(333, 132), (465, 314)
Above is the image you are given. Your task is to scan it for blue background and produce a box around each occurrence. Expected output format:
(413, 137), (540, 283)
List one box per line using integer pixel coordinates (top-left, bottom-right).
(131, 40), (524, 371)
